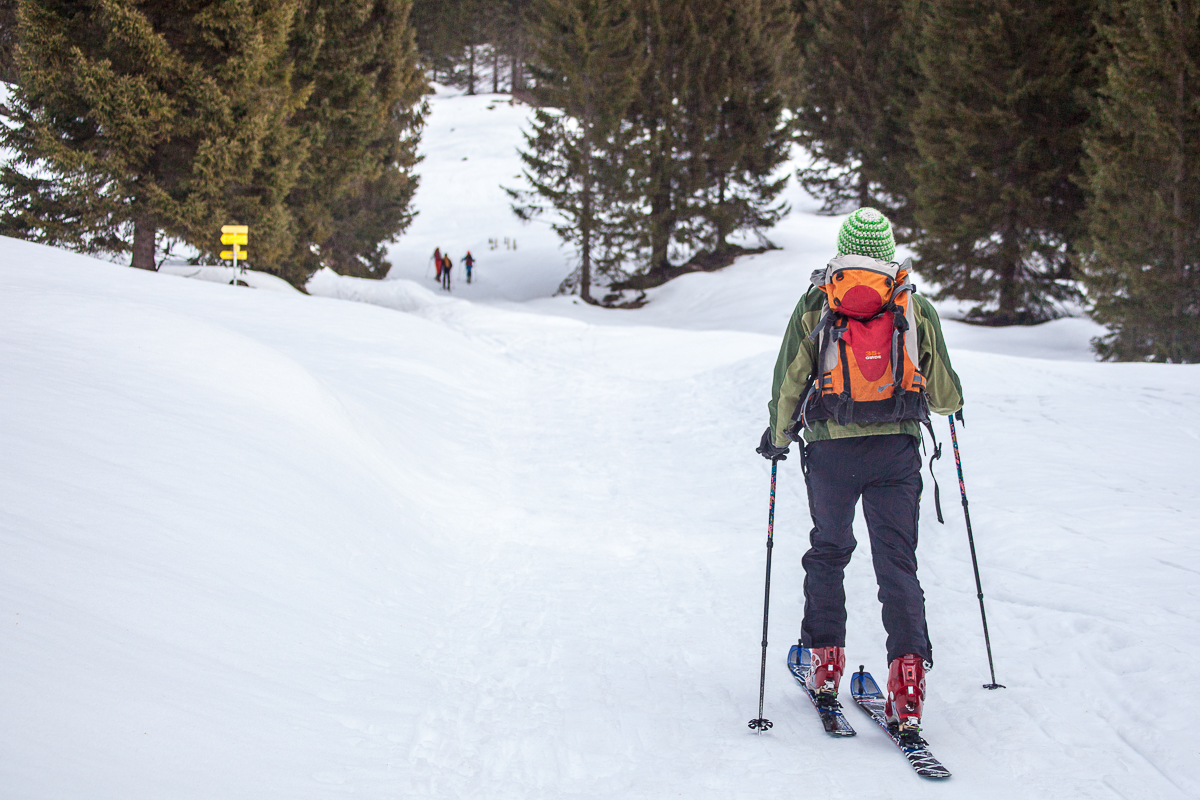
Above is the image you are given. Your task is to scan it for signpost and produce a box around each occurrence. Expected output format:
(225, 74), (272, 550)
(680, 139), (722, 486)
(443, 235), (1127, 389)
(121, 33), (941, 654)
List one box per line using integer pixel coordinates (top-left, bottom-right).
(220, 225), (249, 285)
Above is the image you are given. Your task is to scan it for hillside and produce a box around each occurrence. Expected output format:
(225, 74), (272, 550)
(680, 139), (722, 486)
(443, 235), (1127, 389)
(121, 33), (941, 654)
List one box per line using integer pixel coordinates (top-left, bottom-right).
(1, 87), (1198, 799)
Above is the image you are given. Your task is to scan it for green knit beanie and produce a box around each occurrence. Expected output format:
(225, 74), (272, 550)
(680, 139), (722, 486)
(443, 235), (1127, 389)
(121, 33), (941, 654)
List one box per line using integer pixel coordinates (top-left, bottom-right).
(837, 207), (896, 261)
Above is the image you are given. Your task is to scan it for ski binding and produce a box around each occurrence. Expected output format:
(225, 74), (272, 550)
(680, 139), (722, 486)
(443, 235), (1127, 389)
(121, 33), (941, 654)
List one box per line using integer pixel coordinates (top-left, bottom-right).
(786, 644), (856, 737)
(849, 666), (951, 779)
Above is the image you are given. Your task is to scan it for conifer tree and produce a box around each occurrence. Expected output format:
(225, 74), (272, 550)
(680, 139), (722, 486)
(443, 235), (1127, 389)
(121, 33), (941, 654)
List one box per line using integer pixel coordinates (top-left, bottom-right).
(411, 0), (491, 91)
(412, 0), (531, 92)
(623, 0), (795, 274)
(792, 0), (920, 236)
(0, 0), (17, 83)
(1083, 0), (1200, 361)
(500, 0), (532, 93)
(629, 0), (696, 271)
(459, 0), (489, 94)
(286, 0), (427, 282)
(410, 0), (462, 81)
(510, 0), (643, 303)
(910, 0), (1096, 324)
(223, 24), (309, 280)
(0, 0), (301, 271)
(688, 0), (796, 252)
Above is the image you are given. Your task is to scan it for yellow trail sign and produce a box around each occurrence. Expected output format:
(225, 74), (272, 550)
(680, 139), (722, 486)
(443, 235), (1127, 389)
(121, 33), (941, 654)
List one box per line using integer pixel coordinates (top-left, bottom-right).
(221, 233), (248, 245)
(221, 250), (247, 260)
(221, 225), (248, 235)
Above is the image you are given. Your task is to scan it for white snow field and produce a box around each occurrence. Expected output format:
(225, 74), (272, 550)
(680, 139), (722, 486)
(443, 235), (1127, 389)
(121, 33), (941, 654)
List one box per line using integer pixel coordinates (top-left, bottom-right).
(3, 87), (1199, 800)
(381, 85), (570, 302)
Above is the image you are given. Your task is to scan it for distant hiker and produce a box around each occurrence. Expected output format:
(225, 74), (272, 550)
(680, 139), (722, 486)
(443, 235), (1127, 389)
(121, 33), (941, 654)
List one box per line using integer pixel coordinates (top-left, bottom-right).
(441, 253), (453, 290)
(462, 251), (475, 284)
(434, 247), (443, 282)
(757, 207), (963, 744)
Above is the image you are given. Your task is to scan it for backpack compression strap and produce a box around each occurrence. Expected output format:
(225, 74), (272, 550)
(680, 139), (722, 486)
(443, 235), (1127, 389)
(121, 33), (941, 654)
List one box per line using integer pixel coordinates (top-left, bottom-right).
(921, 419), (944, 524)
(889, 284), (916, 393)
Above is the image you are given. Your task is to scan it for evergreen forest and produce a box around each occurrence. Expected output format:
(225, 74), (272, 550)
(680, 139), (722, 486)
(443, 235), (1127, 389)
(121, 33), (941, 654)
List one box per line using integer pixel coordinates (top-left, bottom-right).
(0, 0), (1197, 361)
(0, 0), (427, 286)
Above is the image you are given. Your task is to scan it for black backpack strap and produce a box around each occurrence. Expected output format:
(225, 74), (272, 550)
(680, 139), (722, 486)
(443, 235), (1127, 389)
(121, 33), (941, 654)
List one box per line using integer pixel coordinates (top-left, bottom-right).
(889, 286), (915, 393)
(922, 419), (945, 524)
(835, 334), (854, 425)
(807, 308), (836, 343)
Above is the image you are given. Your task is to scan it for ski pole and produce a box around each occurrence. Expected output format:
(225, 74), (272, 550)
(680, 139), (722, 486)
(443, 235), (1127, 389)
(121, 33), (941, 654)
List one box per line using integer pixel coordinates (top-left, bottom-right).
(948, 413), (1005, 690)
(748, 459), (779, 731)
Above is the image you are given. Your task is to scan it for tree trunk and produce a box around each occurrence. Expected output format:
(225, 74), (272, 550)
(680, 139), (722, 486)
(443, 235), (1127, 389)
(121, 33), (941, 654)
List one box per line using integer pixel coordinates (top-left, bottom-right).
(997, 214), (1019, 323)
(131, 214), (156, 271)
(1169, 0), (1192, 357)
(467, 45), (476, 95)
(581, 170), (593, 304)
(716, 173), (729, 249)
(1173, 0), (1189, 275)
(492, 48), (499, 94)
(512, 35), (525, 93)
(650, 195), (673, 270)
(857, 169), (870, 208)
(648, 125), (673, 271)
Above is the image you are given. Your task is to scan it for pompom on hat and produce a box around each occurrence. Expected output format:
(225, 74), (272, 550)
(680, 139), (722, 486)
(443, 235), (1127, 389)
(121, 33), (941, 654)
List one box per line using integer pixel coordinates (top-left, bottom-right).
(837, 207), (896, 261)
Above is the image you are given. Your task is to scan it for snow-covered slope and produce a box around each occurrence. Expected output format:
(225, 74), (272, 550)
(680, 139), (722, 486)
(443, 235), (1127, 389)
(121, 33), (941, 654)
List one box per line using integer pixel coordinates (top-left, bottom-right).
(3, 87), (1198, 799)
(159, 263), (301, 293)
(381, 88), (571, 301)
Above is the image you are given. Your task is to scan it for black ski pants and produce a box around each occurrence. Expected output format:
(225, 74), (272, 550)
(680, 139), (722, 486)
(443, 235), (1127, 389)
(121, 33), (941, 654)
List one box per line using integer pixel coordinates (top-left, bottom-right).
(800, 433), (932, 664)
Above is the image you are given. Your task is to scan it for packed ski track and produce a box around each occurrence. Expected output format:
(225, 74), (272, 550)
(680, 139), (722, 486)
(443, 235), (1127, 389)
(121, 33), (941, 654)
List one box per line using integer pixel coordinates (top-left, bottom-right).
(2, 86), (1198, 800)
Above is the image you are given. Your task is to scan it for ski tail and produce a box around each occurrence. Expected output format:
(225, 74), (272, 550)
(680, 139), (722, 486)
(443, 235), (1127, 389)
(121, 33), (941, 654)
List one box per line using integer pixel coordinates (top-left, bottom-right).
(850, 667), (883, 699)
(850, 665), (951, 779)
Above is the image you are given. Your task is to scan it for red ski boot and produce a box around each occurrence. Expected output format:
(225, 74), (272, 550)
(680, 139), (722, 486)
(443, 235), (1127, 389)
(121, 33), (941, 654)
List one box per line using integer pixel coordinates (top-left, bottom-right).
(805, 646), (846, 703)
(885, 654), (927, 737)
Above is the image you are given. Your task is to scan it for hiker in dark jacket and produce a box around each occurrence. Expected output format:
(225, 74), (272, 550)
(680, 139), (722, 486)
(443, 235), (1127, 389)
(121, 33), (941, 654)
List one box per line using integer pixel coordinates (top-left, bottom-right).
(462, 251), (475, 284)
(757, 207), (963, 741)
(441, 253), (453, 290)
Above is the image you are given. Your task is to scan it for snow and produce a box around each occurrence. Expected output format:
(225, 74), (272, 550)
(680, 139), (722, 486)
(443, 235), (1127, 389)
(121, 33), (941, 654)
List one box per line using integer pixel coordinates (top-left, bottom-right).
(381, 86), (571, 302)
(2, 86), (1198, 799)
(158, 264), (301, 293)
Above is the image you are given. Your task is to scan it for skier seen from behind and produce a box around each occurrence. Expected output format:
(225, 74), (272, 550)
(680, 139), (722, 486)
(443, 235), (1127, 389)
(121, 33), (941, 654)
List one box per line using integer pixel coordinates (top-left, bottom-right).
(462, 251), (475, 284)
(756, 207), (963, 743)
(434, 247), (443, 282)
(441, 254), (453, 291)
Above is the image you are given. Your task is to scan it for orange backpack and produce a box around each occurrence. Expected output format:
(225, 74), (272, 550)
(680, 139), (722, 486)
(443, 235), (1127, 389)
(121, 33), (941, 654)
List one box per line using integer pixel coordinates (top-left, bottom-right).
(793, 254), (929, 431)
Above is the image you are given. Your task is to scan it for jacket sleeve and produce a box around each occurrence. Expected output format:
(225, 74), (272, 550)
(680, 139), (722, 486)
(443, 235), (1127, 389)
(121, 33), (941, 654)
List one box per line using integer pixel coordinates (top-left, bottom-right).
(914, 294), (964, 415)
(768, 291), (820, 447)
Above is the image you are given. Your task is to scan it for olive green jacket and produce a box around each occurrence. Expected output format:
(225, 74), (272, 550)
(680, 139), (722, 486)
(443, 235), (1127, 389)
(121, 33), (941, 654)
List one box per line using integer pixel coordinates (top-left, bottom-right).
(768, 285), (964, 447)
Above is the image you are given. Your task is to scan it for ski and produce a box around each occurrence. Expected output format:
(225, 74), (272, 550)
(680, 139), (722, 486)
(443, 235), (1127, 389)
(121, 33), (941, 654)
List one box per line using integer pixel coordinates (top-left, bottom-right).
(786, 644), (856, 737)
(849, 666), (951, 779)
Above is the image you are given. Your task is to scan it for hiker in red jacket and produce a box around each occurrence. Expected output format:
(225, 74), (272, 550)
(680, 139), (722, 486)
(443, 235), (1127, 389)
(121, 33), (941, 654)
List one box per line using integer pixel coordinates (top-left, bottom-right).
(433, 247), (443, 282)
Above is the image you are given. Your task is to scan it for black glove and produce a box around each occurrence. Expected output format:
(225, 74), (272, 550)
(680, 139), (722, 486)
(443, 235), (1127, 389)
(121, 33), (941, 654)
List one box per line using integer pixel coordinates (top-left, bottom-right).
(756, 427), (790, 461)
